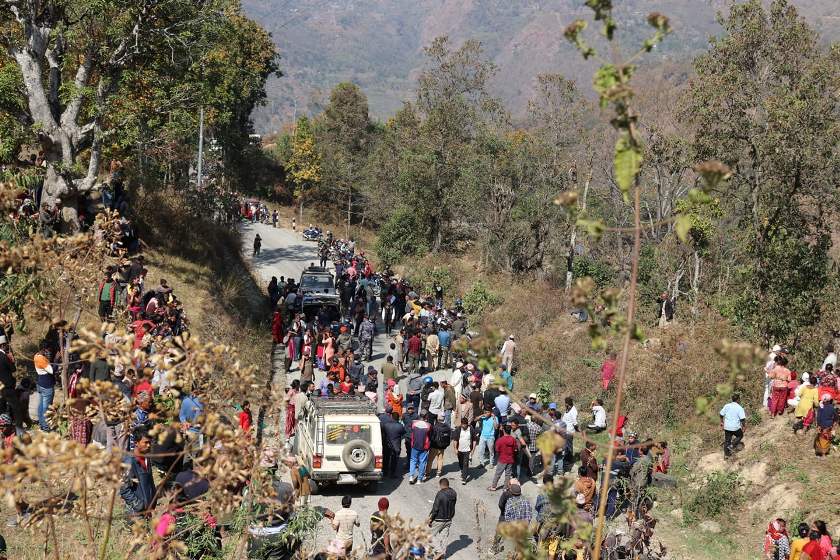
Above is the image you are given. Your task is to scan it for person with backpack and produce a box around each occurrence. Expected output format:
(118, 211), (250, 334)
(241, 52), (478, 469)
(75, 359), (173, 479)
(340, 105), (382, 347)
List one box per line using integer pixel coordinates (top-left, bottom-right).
(426, 414), (452, 479)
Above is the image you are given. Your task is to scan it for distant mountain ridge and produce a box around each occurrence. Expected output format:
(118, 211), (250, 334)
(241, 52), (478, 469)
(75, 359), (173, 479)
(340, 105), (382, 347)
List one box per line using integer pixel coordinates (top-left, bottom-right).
(243, 0), (840, 133)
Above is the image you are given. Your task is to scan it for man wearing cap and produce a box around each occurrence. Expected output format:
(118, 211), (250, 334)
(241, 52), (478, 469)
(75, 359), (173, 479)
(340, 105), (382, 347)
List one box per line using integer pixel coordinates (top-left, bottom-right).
(500, 335), (516, 371)
(34, 351), (55, 432)
(502, 483), (532, 522)
(526, 393), (542, 412)
(370, 497), (391, 558)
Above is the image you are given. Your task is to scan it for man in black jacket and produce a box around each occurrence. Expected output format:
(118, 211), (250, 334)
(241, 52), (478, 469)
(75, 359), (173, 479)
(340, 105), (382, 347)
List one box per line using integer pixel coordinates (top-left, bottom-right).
(381, 411), (406, 478)
(426, 415), (451, 479)
(428, 477), (457, 556)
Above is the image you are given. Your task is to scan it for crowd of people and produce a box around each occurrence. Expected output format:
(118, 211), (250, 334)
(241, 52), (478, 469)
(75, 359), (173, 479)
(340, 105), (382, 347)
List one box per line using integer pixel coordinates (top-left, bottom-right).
(761, 344), (838, 457)
(266, 227), (676, 560)
(764, 518), (839, 560)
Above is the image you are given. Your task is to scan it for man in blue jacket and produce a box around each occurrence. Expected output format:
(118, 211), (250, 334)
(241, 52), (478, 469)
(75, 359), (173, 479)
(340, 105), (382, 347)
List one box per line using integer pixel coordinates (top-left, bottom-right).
(120, 427), (155, 519)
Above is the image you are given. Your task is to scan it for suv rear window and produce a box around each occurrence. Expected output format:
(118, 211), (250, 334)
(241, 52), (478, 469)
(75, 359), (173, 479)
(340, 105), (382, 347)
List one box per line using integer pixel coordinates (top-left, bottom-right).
(326, 424), (371, 444)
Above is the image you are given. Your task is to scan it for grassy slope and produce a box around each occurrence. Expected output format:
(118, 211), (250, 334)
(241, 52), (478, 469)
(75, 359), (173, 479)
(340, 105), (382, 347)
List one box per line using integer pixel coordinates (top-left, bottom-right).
(360, 239), (840, 559)
(4, 189), (271, 559)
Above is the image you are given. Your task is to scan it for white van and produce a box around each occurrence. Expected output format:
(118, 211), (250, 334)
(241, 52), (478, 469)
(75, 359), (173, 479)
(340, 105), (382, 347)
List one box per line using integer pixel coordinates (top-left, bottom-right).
(295, 396), (383, 490)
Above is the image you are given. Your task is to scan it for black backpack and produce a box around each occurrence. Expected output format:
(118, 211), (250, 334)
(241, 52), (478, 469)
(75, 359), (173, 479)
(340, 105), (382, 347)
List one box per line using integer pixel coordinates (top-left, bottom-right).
(432, 423), (451, 448)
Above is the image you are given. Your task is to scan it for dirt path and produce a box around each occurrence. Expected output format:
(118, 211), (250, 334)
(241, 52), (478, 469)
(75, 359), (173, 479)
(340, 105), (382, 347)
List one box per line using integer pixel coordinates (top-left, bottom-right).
(241, 221), (543, 559)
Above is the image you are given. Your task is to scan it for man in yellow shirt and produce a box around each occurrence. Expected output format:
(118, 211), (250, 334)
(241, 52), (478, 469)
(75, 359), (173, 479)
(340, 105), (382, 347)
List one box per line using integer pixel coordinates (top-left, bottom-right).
(790, 522), (811, 560)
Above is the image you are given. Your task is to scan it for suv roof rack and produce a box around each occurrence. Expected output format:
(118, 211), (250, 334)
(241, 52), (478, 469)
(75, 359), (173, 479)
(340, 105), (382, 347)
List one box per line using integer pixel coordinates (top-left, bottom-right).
(311, 396), (378, 415)
(304, 266), (330, 274)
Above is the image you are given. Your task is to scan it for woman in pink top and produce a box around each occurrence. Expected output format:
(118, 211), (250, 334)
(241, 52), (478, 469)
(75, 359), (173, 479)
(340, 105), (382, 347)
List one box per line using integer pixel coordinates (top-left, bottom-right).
(601, 352), (617, 390)
(768, 355), (792, 416)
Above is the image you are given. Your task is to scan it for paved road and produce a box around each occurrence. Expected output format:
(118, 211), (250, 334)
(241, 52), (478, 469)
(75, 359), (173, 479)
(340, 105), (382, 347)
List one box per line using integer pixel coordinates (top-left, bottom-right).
(241, 221), (541, 559)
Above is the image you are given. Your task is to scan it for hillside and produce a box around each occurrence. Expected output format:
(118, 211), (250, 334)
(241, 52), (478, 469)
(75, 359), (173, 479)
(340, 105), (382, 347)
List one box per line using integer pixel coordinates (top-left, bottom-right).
(244, 0), (840, 132)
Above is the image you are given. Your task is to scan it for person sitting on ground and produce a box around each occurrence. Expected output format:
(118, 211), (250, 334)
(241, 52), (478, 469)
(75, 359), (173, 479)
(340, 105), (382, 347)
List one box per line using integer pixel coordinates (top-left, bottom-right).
(573, 466), (596, 513)
(653, 441), (670, 474)
(587, 399), (607, 433)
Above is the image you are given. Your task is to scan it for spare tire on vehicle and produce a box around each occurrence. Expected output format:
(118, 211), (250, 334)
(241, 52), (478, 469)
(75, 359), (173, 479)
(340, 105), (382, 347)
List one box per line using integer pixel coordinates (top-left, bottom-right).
(342, 439), (374, 471)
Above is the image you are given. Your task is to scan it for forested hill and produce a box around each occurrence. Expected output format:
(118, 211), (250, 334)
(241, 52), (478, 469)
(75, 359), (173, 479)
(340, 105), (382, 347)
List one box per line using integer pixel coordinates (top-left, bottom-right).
(243, 0), (840, 133)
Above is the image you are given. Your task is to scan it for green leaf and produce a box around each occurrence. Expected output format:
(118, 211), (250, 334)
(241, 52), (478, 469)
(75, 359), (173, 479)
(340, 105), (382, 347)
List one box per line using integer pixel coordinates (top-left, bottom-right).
(576, 218), (605, 240)
(593, 64), (619, 108)
(675, 214), (693, 242)
(613, 133), (641, 197)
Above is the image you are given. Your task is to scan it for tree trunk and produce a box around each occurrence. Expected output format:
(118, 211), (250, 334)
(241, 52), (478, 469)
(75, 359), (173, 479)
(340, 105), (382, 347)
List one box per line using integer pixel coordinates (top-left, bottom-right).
(565, 160), (592, 294)
(691, 250), (701, 318)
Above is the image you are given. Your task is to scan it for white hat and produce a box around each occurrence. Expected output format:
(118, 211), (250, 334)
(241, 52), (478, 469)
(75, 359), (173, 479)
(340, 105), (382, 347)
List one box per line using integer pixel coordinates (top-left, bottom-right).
(528, 393), (537, 399)
(771, 344), (782, 353)
(455, 361), (464, 369)
(509, 335), (515, 340)
(0, 335), (6, 345)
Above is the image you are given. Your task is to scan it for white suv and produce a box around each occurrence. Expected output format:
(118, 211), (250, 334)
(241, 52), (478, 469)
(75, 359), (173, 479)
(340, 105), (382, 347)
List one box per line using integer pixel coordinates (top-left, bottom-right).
(295, 396), (383, 490)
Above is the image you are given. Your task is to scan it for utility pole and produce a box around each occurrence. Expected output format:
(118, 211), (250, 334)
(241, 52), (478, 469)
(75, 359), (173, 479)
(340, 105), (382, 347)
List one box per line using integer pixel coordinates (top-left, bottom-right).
(565, 156), (593, 294)
(346, 186), (351, 240)
(196, 106), (205, 188)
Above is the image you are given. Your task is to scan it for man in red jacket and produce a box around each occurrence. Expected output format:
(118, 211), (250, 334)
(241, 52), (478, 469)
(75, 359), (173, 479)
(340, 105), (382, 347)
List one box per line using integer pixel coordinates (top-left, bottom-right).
(407, 333), (422, 375)
(408, 413), (432, 484)
(489, 424), (517, 491)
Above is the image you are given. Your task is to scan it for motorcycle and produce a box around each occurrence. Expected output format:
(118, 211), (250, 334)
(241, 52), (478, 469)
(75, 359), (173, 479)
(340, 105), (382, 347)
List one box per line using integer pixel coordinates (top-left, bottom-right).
(302, 227), (322, 241)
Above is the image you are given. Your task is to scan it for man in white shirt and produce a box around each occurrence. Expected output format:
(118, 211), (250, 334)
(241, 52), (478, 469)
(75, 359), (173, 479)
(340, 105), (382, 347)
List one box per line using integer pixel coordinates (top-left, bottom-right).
(560, 397), (578, 432)
(428, 382), (445, 418)
(719, 393), (746, 458)
(450, 362), (464, 397)
(587, 399), (607, 433)
(500, 335), (516, 370)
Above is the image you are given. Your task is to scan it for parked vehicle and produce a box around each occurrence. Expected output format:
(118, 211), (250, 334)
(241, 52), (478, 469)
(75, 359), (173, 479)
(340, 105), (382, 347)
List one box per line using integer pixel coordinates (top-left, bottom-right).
(302, 226), (322, 241)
